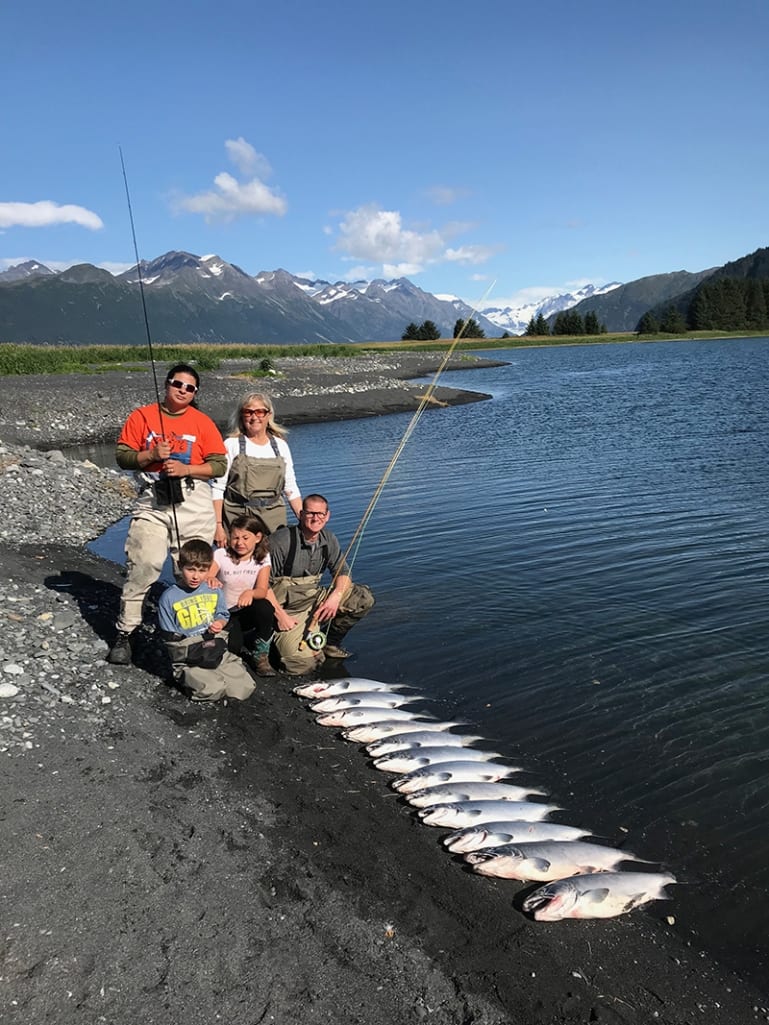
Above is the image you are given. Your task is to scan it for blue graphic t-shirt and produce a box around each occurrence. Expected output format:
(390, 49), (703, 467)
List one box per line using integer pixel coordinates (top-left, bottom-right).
(157, 582), (230, 637)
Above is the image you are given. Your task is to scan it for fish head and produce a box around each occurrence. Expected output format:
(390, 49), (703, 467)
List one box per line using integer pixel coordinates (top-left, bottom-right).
(293, 681), (330, 698)
(522, 879), (580, 921)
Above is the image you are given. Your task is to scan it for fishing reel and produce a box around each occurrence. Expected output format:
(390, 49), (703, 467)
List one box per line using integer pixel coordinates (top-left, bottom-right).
(303, 627), (327, 652)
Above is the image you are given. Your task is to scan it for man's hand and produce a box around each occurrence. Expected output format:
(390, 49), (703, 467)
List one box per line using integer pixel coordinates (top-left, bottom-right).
(315, 591), (342, 623)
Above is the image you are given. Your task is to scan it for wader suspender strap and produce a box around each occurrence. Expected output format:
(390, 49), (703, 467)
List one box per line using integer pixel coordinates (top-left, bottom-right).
(238, 434), (281, 458)
(285, 525), (328, 577)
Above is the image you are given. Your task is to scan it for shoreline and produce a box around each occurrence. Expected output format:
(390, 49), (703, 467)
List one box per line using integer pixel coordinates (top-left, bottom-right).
(2, 357), (768, 1023)
(0, 352), (497, 449)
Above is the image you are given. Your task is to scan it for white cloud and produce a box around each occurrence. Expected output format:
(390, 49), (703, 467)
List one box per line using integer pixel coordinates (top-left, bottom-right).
(332, 203), (492, 277)
(175, 172), (287, 222)
(174, 140), (286, 223)
(445, 244), (496, 265)
(224, 137), (272, 178)
(0, 201), (103, 231)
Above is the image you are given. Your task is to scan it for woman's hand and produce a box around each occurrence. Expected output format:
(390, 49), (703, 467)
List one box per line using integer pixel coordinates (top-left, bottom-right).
(236, 590), (254, 608)
(213, 524), (228, 548)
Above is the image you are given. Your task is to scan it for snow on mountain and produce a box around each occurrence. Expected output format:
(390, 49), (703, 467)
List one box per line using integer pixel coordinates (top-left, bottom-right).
(481, 282), (622, 335)
(0, 260), (54, 283)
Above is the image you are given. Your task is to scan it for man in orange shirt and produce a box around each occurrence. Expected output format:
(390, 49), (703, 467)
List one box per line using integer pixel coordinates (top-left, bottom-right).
(107, 363), (227, 666)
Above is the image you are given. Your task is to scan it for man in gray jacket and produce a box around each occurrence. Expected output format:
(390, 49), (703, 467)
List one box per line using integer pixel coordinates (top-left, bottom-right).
(268, 493), (374, 675)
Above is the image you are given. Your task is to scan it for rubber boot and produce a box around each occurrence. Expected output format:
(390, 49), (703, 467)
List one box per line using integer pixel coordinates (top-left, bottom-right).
(253, 637), (276, 677)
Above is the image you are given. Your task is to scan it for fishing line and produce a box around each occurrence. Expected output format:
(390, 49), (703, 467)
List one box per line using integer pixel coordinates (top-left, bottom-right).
(119, 147), (182, 551)
(302, 285), (497, 650)
(340, 279), (497, 578)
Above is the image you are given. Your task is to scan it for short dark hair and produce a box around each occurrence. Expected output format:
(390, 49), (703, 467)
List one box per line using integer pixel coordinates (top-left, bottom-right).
(179, 538), (213, 568)
(165, 363), (201, 389)
(302, 493), (329, 512)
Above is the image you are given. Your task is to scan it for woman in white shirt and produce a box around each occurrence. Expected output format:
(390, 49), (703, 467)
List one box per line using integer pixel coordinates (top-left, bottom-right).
(212, 391), (302, 543)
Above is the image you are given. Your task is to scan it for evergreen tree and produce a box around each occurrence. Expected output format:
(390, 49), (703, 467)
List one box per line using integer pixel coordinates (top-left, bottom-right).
(418, 319), (441, 340)
(584, 310), (600, 335)
(552, 312), (569, 335)
(453, 317), (484, 338)
(534, 312), (549, 335)
(746, 279), (768, 329)
(402, 322), (420, 341)
(637, 311), (660, 334)
(687, 287), (713, 330)
(525, 316), (537, 336)
(659, 306), (687, 333)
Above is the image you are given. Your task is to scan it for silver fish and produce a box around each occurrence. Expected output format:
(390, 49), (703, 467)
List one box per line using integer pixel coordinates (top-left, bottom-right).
(309, 693), (419, 713)
(419, 800), (560, 828)
(466, 840), (643, 881)
(392, 762), (522, 794)
(293, 678), (409, 699)
(373, 747), (507, 774)
(366, 731), (483, 756)
(316, 706), (428, 728)
(406, 782), (546, 808)
(444, 821), (592, 853)
(343, 720), (466, 744)
(522, 872), (676, 921)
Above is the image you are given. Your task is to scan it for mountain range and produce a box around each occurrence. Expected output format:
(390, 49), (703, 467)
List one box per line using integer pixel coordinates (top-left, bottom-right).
(0, 245), (765, 345)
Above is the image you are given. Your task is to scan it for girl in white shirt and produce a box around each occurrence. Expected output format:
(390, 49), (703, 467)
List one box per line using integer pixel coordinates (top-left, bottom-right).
(209, 513), (276, 676)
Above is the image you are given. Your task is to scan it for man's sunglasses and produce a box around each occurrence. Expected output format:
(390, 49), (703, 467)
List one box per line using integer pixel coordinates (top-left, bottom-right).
(167, 379), (198, 394)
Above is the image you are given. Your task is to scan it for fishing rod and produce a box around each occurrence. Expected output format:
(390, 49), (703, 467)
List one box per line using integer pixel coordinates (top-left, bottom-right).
(119, 147), (183, 549)
(301, 283), (496, 651)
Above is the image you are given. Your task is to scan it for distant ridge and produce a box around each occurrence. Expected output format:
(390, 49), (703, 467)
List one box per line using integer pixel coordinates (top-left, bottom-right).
(0, 244), (765, 344)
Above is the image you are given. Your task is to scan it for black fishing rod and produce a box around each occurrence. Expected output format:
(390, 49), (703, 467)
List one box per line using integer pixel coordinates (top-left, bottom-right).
(119, 147), (182, 549)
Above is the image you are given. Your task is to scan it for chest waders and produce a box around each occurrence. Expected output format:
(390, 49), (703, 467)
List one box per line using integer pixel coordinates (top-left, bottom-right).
(271, 527), (330, 651)
(222, 434), (287, 534)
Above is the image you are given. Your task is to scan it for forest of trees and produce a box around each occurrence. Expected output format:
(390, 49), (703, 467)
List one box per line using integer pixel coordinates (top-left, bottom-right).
(453, 318), (485, 338)
(402, 320), (441, 340)
(526, 310), (607, 336)
(637, 277), (769, 335)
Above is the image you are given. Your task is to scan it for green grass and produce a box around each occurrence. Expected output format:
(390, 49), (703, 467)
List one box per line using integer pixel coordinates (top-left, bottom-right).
(1, 332), (766, 375)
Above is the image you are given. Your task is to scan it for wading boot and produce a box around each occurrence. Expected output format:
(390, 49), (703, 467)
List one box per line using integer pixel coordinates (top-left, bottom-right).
(252, 639), (276, 677)
(107, 630), (133, 666)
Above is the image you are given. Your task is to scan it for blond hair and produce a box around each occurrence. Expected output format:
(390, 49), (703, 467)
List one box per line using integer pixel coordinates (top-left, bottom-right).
(228, 391), (288, 440)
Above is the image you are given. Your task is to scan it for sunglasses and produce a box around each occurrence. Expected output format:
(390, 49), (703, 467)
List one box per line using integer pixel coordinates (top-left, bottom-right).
(243, 408), (270, 417)
(167, 379), (198, 394)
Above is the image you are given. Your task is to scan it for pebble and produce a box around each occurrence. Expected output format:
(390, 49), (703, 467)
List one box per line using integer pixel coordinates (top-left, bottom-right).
(0, 439), (139, 754)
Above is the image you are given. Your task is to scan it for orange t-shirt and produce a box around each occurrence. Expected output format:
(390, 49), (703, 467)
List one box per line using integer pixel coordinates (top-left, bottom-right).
(118, 403), (225, 474)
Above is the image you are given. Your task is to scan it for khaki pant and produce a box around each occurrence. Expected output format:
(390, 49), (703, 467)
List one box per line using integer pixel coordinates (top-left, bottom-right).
(271, 576), (374, 675)
(165, 634), (255, 702)
(117, 482), (216, 632)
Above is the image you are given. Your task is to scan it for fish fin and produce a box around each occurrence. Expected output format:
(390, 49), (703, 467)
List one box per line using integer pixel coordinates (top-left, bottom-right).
(527, 857), (551, 873)
(585, 887), (610, 904)
(622, 893), (649, 912)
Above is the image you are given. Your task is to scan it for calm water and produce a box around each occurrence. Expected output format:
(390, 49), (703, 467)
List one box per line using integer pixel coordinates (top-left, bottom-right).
(88, 337), (769, 989)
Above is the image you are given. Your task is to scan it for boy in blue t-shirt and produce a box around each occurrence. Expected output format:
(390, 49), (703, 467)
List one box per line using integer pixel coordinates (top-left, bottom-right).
(158, 538), (255, 702)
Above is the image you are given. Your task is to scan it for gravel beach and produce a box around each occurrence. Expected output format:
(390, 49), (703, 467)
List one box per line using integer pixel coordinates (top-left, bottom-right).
(1, 354), (767, 1024)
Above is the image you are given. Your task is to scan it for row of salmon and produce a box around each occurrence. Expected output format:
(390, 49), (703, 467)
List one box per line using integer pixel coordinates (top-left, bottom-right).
(294, 677), (676, 921)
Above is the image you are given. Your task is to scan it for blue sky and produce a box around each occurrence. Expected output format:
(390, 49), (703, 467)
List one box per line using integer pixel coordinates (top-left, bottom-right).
(1, 0), (767, 308)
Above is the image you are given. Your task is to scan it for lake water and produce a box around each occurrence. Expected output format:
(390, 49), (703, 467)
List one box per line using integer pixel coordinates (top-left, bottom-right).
(87, 337), (769, 990)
